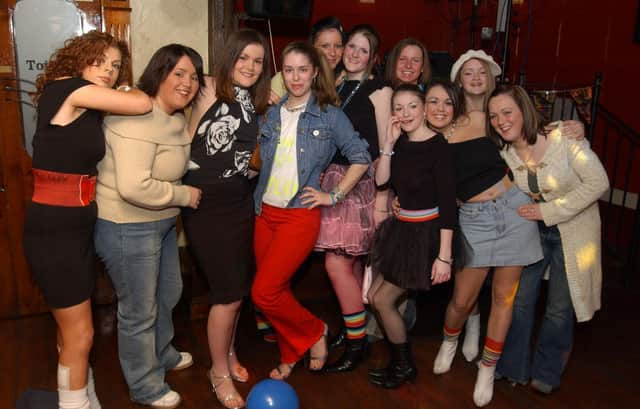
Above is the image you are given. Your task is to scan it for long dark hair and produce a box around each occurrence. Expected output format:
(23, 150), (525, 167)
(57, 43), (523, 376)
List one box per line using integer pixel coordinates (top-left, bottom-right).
(281, 42), (339, 110)
(486, 84), (547, 148)
(215, 28), (271, 114)
(137, 44), (205, 99)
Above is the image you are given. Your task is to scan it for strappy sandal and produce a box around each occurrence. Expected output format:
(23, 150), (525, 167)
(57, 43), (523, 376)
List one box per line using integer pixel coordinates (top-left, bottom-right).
(228, 351), (249, 383)
(207, 370), (245, 409)
(306, 323), (329, 372)
(269, 362), (296, 380)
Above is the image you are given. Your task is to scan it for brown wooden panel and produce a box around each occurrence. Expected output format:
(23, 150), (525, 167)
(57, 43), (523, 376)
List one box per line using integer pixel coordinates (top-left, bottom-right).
(0, 0), (46, 318)
(103, 1), (132, 83)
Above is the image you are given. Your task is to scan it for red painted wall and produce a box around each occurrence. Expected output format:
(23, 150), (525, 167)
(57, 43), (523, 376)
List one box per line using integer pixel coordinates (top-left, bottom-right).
(238, 0), (640, 131)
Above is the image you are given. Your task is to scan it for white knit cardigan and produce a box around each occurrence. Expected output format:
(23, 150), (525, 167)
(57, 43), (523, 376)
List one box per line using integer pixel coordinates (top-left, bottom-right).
(501, 128), (609, 322)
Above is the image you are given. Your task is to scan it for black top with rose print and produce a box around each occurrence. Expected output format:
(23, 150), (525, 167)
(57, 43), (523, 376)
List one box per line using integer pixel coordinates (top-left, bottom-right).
(185, 86), (257, 186)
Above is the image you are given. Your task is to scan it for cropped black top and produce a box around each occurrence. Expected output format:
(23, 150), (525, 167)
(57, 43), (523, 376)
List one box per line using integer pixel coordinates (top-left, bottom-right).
(450, 136), (507, 201)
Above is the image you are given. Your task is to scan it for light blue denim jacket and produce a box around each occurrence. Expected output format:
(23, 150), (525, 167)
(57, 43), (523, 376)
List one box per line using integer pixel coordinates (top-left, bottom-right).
(254, 94), (371, 215)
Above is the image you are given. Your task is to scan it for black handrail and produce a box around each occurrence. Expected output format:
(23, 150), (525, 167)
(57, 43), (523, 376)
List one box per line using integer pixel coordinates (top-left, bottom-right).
(524, 72), (640, 287)
(591, 104), (640, 285)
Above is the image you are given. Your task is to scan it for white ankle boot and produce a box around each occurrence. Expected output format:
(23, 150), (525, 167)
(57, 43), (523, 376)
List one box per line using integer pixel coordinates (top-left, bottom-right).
(433, 340), (458, 374)
(473, 363), (496, 407)
(463, 314), (480, 362)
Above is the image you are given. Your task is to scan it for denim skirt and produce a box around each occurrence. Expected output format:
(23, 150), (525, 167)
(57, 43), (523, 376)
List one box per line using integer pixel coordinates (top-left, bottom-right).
(459, 187), (543, 268)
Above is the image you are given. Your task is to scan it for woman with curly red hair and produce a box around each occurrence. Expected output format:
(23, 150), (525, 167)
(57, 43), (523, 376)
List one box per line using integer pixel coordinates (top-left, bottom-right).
(23, 30), (151, 409)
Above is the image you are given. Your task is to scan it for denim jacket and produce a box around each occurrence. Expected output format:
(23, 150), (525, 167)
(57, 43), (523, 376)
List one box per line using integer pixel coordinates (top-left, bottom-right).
(254, 94), (371, 215)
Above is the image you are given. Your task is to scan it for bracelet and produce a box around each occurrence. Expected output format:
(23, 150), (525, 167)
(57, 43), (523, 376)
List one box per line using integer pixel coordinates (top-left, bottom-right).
(117, 85), (132, 92)
(379, 149), (395, 157)
(375, 208), (390, 213)
(332, 188), (346, 203)
(436, 256), (453, 265)
(329, 191), (336, 207)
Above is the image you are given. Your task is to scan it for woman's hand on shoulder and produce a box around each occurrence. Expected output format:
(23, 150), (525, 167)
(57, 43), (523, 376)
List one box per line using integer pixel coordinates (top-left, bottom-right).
(195, 75), (217, 107)
(559, 120), (585, 141)
(269, 90), (281, 105)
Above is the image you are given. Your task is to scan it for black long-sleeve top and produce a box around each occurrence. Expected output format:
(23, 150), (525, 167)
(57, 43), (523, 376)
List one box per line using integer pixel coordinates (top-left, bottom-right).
(390, 133), (457, 229)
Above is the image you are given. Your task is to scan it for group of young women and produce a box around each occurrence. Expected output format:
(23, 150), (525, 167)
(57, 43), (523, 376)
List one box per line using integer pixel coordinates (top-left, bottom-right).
(24, 13), (608, 409)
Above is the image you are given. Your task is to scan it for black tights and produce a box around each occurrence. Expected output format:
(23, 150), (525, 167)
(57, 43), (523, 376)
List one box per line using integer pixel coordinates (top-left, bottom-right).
(369, 277), (407, 344)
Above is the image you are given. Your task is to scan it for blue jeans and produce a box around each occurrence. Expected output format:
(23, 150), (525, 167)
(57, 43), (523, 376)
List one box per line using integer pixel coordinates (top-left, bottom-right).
(95, 217), (182, 404)
(497, 223), (574, 388)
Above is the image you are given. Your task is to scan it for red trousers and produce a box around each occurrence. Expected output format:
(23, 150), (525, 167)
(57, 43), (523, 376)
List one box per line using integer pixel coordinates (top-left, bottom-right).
(251, 204), (324, 364)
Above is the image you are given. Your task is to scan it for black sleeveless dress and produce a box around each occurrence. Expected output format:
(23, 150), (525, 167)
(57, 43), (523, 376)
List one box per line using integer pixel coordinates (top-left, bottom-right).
(23, 77), (104, 308)
(182, 86), (257, 304)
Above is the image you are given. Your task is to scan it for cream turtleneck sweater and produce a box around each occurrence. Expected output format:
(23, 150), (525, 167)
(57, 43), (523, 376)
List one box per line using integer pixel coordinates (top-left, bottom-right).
(96, 103), (192, 223)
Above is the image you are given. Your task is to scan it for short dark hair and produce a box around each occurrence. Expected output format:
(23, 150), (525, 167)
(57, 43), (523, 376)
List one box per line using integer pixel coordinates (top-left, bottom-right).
(137, 44), (205, 99)
(391, 83), (425, 106)
(385, 38), (431, 88)
(309, 16), (346, 45)
(428, 79), (465, 117)
(215, 28), (271, 114)
(487, 84), (547, 148)
(424, 79), (465, 128)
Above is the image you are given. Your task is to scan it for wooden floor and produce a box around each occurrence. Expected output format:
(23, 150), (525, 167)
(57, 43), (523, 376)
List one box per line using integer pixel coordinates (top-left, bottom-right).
(2, 254), (638, 409)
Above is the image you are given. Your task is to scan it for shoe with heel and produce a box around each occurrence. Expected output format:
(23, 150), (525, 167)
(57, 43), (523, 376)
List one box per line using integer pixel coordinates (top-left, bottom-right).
(269, 362), (296, 380)
(324, 337), (368, 373)
(305, 323), (329, 372)
(228, 351), (249, 383)
(368, 341), (417, 389)
(207, 370), (245, 409)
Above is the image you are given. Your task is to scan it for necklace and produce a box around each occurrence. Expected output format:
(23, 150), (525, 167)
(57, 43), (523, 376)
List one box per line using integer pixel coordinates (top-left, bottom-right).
(284, 102), (306, 113)
(516, 142), (540, 174)
(337, 72), (367, 109)
(444, 120), (457, 140)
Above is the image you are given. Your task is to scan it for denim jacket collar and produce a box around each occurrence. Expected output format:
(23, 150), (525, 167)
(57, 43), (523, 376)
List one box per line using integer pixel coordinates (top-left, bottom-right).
(276, 93), (322, 118)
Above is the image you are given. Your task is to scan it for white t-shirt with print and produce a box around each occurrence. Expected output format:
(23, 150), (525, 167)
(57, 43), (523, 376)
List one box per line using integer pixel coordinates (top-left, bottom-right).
(262, 106), (303, 208)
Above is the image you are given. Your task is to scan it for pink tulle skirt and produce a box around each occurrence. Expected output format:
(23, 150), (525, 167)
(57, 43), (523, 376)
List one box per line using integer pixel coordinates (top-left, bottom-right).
(314, 163), (376, 256)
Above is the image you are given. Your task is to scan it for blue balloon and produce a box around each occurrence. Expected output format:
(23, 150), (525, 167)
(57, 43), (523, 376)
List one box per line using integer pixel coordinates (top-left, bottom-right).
(246, 379), (299, 409)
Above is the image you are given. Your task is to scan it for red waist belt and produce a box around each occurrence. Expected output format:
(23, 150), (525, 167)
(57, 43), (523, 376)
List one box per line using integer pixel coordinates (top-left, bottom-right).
(32, 168), (96, 207)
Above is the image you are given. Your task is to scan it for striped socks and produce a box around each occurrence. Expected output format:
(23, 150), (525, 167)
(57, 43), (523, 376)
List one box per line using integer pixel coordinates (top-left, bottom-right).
(254, 309), (277, 343)
(444, 324), (462, 342)
(480, 337), (504, 367)
(344, 310), (366, 340)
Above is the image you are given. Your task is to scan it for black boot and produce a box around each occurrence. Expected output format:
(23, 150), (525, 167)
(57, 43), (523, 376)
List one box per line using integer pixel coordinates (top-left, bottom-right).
(324, 337), (368, 373)
(368, 342), (417, 389)
(328, 327), (346, 350)
(367, 341), (394, 380)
